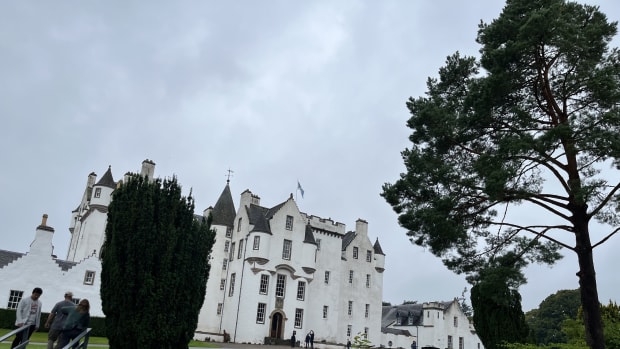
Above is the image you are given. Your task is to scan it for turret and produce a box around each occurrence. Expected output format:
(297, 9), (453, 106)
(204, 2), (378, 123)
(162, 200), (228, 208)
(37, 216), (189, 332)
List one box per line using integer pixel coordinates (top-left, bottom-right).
(90, 166), (116, 207)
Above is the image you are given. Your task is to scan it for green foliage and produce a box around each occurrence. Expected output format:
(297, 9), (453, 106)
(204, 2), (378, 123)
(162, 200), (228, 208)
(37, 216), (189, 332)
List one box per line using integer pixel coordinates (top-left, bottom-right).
(382, 0), (620, 348)
(471, 264), (529, 349)
(382, 301), (392, 306)
(562, 301), (620, 349)
(352, 332), (372, 349)
(100, 174), (215, 349)
(526, 289), (581, 345)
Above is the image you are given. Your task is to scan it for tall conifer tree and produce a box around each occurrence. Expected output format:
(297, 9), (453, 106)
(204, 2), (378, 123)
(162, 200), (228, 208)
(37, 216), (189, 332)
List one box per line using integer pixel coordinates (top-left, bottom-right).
(101, 174), (214, 349)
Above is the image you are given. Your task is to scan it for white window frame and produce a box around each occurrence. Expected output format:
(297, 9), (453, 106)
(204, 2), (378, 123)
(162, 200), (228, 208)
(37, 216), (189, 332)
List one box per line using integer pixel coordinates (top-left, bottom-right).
(448, 336), (453, 349)
(297, 281), (306, 301)
(230, 242), (235, 260)
(84, 270), (96, 285)
(454, 316), (458, 327)
(294, 308), (304, 328)
(365, 304), (369, 318)
(226, 226), (233, 238)
(237, 240), (243, 259)
(228, 273), (236, 297)
(353, 246), (358, 259)
(276, 274), (286, 297)
(259, 274), (269, 295)
(366, 250), (372, 262)
(347, 325), (352, 337)
(253, 236), (260, 250)
(323, 305), (328, 319)
(257, 303), (267, 323)
(349, 270), (354, 284)
(286, 215), (294, 230)
(222, 258), (228, 270)
(237, 218), (242, 232)
(348, 301), (353, 316)
(224, 241), (230, 252)
(94, 187), (101, 198)
(324, 271), (330, 284)
(459, 337), (464, 349)
(282, 239), (292, 260)
(366, 274), (371, 288)
(7, 290), (23, 309)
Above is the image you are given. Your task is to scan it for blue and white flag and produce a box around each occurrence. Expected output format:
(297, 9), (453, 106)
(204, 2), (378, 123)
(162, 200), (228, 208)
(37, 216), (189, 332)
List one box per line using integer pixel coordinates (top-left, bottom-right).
(297, 181), (305, 198)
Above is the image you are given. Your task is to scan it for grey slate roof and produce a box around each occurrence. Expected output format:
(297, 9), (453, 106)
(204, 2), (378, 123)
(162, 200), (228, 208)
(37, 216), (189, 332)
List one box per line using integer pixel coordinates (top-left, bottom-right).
(0, 249), (78, 271)
(248, 204), (271, 234)
(95, 166), (116, 189)
(211, 184), (236, 227)
(374, 238), (385, 255)
(303, 223), (317, 245)
(0, 249), (24, 268)
(341, 231), (356, 251)
(381, 303), (424, 328)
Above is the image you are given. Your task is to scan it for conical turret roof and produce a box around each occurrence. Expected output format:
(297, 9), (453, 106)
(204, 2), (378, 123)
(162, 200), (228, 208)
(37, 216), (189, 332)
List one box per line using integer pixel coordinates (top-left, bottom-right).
(94, 166), (116, 189)
(211, 183), (236, 228)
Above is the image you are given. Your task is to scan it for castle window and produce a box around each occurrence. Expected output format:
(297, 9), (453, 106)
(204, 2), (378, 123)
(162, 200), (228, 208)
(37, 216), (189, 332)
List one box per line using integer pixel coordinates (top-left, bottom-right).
(454, 316), (458, 327)
(348, 270), (354, 284)
(448, 336), (453, 349)
(222, 258), (228, 270)
(259, 275), (269, 295)
(366, 250), (372, 262)
(365, 304), (369, 318)
(276, 274), (286, 297)
(366, 274), (371, 288)
(7, 290), (23, 309)
(297, 281), (306, 301)
(282, 239), (292, 260)
(237, 218), (242, 232)
(286, 215), (294, 230)
(94, 188), (101, 198)
(224, 241), (230, 253)
(220, 279), (226, 290)
(324, 271), (330, 284)
(347, 325), (352, 337)
(237, 240), (243, 259)
(316, 239), (321, 250)
(353, 247), (358, 259)
(408, 315), (414, 325)
(294, 308), (304, 328)
(228, 273), (236, 297)
(323, 305), (328, 319)
(230, 243), (235, 260)
(348, 301), (353, 316)
(226, 226), (232, 238)
(217, 303), (223, 315)
(83, 271), (96, 285)
(256, 303), (266, 323)
(253, 236), (260, 250)
(364, 327), (369, 335)
(459, 337), (464, 349)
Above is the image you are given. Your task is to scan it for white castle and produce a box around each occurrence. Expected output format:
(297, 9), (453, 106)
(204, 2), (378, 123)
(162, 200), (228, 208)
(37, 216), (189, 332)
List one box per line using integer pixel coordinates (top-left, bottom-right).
(0, 160), (483, 349)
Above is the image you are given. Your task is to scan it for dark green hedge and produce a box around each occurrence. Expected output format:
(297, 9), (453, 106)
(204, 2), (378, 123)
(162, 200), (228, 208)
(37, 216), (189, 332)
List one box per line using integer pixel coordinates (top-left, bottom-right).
(1, 309), (106, 337)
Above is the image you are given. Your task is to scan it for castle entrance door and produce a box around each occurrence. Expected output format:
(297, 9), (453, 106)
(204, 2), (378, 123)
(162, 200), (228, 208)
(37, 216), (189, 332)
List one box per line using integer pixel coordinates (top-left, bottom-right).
(270, 312), (284, 339)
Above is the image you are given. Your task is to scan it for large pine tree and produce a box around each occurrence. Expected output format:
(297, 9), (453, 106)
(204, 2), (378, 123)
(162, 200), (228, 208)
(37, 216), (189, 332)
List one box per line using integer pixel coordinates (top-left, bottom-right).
(100, 174), (215, 349)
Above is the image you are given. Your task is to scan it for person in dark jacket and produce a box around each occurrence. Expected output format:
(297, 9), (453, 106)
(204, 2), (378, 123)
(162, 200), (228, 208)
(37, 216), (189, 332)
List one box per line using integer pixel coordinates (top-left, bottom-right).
(55, 299), (90, 349)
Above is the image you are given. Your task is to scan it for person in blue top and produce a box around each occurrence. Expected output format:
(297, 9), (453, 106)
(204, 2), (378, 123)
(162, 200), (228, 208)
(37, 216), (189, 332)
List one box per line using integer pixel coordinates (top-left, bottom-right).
(55, 299), (90, 349)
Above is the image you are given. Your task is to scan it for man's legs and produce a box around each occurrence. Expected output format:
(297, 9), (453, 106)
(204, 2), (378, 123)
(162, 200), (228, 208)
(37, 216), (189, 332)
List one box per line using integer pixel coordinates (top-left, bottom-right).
(48, 328), (61, 349)
(11, 325), (35, 348)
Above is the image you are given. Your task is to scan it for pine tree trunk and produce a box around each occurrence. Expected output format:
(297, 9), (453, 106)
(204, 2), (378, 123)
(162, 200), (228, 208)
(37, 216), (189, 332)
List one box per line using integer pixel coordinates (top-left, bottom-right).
(574, 210), (604, 349)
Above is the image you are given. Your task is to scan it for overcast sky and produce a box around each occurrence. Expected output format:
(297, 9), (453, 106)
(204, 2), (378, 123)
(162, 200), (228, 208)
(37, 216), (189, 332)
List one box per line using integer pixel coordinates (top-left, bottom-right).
(1, 1), (618, 312)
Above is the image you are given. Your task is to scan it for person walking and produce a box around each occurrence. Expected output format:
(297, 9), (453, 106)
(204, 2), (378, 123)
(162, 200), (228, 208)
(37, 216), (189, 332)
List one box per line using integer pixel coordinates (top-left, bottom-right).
(310, 330), (314, 349)
(11, 287), (43, 349)
(55, 299), (90, 349)
(305, 333), (310, 348)
(291, 330), (296, 348)
(44, 291), (75, 349)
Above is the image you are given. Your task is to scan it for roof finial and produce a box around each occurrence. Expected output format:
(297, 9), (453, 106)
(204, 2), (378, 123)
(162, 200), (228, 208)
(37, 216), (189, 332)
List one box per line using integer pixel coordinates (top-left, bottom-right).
(226, 168), (234, 184)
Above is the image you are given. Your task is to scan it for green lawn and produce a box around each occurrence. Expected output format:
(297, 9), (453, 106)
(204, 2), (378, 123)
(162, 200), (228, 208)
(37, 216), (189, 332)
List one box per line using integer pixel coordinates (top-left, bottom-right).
(0, 329), (218, 348)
